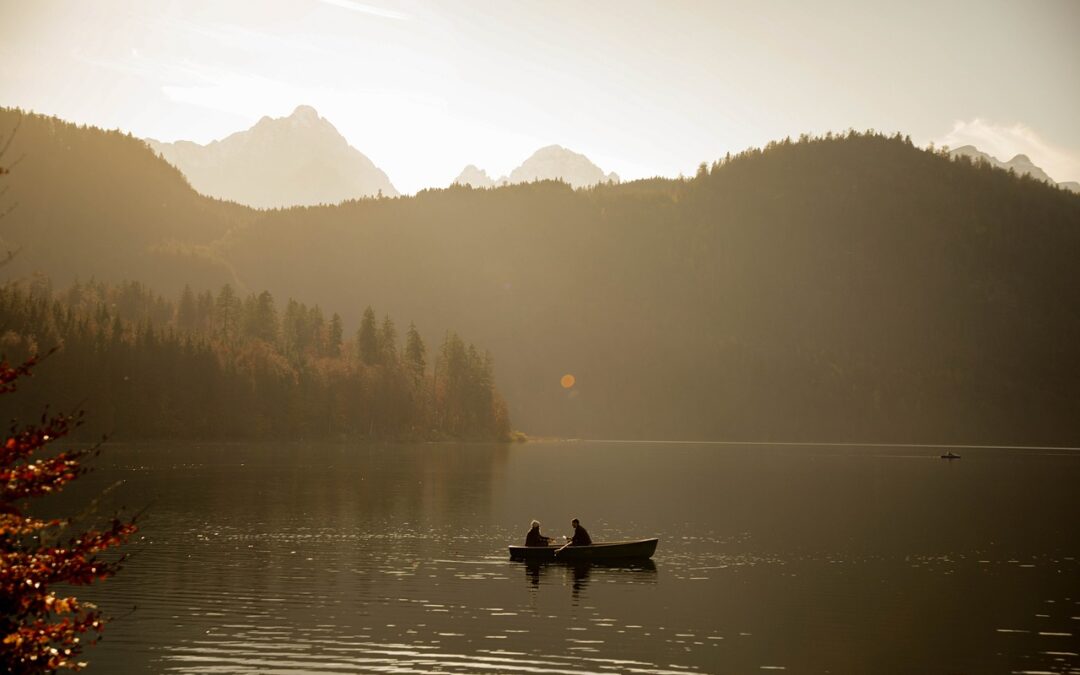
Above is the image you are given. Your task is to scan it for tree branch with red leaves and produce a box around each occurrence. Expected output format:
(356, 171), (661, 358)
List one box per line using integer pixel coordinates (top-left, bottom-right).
(1, 354), (137, 672)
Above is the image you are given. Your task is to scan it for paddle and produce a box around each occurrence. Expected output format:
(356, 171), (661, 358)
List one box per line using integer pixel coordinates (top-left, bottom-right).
(554, 537), (572, 556)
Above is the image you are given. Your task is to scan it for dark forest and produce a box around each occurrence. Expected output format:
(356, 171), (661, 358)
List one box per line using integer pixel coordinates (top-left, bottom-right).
(0, 279), (510, 441)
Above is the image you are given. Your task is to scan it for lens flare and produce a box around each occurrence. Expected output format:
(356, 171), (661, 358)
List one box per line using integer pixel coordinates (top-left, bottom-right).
(560, 374), (576, 389)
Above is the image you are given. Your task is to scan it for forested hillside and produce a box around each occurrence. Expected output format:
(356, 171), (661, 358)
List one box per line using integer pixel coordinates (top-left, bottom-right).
(216, 134), (1080, 444)
(0, 280), (510, 441)
(4, 107), (1080, 443)
(0, 108), (246, 289)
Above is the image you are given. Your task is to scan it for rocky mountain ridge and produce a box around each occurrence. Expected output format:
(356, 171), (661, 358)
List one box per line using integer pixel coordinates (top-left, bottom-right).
(949, 144), (1078, 193)
(148, 105), (399, 208)
(453, 144), (619, 189)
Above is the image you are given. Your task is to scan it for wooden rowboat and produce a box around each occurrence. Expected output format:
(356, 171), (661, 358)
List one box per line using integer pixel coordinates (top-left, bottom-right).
(509, 538), (659, 562)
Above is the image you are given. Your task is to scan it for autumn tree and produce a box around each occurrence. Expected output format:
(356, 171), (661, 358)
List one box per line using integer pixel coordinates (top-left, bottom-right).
(1, 148), (137, 671)
(0, 355), (137, 672)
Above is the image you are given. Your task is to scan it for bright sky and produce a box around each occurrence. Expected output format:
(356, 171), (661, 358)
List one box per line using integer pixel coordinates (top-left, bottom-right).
(2, 0), (1079, 193)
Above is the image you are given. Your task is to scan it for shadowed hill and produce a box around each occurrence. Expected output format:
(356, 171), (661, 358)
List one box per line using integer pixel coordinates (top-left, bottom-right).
(217, 134), (1080, 444)
(4, 111), (1080, 444)
(0, 108), (248, 290)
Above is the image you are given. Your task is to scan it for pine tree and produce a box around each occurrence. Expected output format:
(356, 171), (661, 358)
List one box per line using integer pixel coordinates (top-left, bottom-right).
(176, 284), (197, 332)
(378, 315), (398, 366)
(281, 299), (306, 360)
(214, 284), (241, 344)
(356, 306), (379, 366)
(307, 305), (325, 355)
(252, 290), (279, 343)
(404, 322), (426, 384)
(328, 313), (343, 357)
(195, 290), (214, 334)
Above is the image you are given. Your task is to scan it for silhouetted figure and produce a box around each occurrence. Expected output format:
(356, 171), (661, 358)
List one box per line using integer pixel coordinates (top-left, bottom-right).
(525, 519), (551, 546)
(568, 518), (592, 546)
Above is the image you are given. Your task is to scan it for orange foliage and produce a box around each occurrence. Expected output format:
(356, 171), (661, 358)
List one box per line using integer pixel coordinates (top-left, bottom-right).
(0, 355), (137, 672)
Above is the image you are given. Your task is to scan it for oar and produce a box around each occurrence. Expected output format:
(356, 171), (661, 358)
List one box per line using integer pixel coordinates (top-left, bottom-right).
(554, 538), (572, 556)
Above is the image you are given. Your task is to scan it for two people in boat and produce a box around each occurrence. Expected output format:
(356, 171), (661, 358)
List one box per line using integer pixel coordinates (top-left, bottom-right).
(525, 518), (592, 547)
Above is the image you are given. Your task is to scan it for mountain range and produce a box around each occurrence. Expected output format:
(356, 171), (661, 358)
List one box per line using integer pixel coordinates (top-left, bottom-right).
(146, 106), (619, 207)
(949, 145), (1079, 193)
(453, 145), (620, 189)
(147, 105), (399, 208)
(147, 107), (1077, 205)
(4, 108), (1080, 444)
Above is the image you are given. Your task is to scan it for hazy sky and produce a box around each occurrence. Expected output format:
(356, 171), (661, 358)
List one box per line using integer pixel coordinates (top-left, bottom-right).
(2, 0), (1078, 193)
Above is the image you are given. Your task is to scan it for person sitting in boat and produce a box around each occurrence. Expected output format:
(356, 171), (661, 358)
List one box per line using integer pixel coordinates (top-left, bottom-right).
(568, 518), (592, 546)
(525, 520), (552, 546)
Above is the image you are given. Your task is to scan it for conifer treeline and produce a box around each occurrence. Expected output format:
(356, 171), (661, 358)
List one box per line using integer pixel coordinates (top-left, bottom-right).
(0, 279), (511, 441)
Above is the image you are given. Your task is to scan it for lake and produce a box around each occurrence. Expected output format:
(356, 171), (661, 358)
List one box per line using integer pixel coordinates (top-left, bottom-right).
(50, 441), (1079, 674)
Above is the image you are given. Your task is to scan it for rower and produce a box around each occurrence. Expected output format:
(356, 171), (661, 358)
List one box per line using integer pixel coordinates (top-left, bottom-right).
(568, 518), (592, 546)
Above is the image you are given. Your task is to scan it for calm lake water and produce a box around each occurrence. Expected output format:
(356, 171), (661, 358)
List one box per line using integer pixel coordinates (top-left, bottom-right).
(49, 441), (1079, 674)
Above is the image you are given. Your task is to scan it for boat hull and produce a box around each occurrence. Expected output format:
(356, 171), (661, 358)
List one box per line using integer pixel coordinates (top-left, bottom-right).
(509, 538), (659, 562)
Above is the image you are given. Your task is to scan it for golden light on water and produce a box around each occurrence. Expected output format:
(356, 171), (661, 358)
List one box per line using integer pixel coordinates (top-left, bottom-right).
(560, 374), (576, 389)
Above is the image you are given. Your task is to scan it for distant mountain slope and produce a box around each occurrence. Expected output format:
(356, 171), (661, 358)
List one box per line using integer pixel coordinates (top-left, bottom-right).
(5, 114), (1080, 444)
(453, 145), (619, 189)
(949, 144), (1078, 192)
(452, 164), (496, 189)
(505, 145), (619, 188)
(0, 107), (247, 290)
(148, 105), (398, 208)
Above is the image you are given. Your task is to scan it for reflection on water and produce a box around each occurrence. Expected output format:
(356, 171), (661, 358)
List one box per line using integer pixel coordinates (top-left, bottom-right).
(41, 441), (1080, 673)
(522, 559), (658, 598)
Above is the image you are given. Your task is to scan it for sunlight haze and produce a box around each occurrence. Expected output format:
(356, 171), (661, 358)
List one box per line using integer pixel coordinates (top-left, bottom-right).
(2, 0), (1078, 193)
